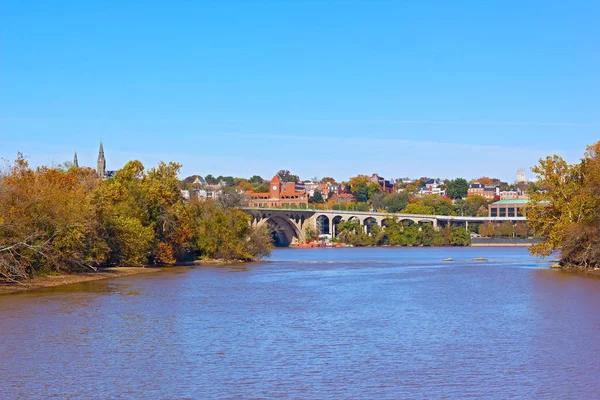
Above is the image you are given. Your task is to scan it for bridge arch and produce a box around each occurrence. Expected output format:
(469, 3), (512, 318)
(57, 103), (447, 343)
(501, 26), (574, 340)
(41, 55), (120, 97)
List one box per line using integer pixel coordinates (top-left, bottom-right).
(316, 215), (330, 235)
(257, 216), (302, 247)
(363, 217), (379, 234)
(332, 215), (344, 237)
(399, 218), (418, 226)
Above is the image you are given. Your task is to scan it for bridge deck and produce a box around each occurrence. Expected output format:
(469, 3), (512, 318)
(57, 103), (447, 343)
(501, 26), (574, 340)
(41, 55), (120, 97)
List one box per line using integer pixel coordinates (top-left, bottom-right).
(242, 207), (526, 223)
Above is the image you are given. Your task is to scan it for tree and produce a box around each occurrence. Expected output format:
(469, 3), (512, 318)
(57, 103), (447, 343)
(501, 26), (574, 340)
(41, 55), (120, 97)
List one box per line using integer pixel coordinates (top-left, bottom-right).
(446, 178), (469, 199)
(479, 222), (495, 237)
(277, 170), (299, 183)
(464, 195), (490, 217)
(0, 154), (275, 281)
(217, 186), (248, 208)
(367, 182), (382, 200)
(384, 192), (409, 213)
(254, 184), (268, 193)
(235, 181), (254, 192)
(249, 175), (264, 184)
(353, 182), (370, 202)
(320, 177), (336, 184)
(217, 176), (235, 186)
(528, 141), (600, 267)
(402, 203), (435, 215)
(371, 192), (387, 210)
(474, 176), (494, 185)
(515, 222), (529, 238)
(204, 174), (217, 185)
(312, 190), (325, 204)
(450, 226), (471, 246)
(421, 195), (455, 216)
(499, 221), (515, 237)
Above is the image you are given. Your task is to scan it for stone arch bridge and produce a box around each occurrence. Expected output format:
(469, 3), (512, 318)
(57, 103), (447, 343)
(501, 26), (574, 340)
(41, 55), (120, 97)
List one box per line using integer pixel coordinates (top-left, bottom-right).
(244, 207), (526, 246)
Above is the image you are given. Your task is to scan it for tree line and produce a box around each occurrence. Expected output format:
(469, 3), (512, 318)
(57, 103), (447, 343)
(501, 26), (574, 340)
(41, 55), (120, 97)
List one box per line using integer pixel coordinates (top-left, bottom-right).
(0, 156), (272, 282)
(333, 219), (471, 247)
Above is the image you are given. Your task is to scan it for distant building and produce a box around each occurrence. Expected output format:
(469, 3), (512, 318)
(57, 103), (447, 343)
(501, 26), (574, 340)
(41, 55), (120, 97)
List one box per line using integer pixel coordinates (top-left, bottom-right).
(488, 199), (529, 217)
(96, 141), (117, 178)
(516, 169), (527, 183)
(329, 192), (356, 204)
(419, 179), (446, 196)
(370, 174), (395, 194)
(97, 142), (106, 177)
(316, 182), (340, 199)
(468, 183), (499, 199)
(499, 189), (528, 200)
(192, 176), (207, 187)
(247, 175), (308, 208)
(304, 181), (319, 197)
(191, 187), (223, 200)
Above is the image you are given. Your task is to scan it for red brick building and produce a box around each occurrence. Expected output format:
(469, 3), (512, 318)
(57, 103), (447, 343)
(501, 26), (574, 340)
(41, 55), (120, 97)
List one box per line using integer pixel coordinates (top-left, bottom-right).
(247, 175), (308, 208)
(370, 174), (395, 193)
(468, 183), (500, 199)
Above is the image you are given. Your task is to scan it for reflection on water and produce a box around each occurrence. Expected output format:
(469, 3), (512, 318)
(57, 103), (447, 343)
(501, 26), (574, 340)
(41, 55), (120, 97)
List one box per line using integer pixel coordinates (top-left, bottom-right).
(1, 247), (600, 399)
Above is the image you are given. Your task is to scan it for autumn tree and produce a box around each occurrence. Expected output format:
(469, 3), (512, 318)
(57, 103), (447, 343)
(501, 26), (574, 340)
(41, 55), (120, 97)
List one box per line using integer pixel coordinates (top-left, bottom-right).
(320, 177), (336, 184)
(479, 222), (495, 237)
(527, 141), (600, 268)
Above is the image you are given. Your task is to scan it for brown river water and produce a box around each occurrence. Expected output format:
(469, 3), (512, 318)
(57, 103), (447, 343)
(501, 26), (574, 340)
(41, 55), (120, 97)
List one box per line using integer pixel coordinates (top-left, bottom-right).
(1, 247), (600, 399)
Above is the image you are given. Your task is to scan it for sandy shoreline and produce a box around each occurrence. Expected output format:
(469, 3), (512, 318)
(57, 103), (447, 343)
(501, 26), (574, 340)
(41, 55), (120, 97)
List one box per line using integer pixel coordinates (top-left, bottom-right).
(0, 267), (160, 295)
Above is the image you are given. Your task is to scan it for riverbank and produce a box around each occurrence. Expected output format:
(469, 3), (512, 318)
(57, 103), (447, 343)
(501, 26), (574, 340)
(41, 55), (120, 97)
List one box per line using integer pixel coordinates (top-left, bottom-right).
(0, 267), (160, 295)
(555, 265), (600, 278)
(471, 243), (533, 247)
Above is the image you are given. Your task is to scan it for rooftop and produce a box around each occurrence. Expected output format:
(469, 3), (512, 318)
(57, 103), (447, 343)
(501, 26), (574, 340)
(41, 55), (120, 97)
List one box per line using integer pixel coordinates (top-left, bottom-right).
(491, 199), (530, 205)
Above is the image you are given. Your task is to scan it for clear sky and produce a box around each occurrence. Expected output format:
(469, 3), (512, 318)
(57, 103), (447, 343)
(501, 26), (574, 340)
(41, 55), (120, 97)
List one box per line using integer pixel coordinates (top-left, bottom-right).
(1, 1), (599, 183)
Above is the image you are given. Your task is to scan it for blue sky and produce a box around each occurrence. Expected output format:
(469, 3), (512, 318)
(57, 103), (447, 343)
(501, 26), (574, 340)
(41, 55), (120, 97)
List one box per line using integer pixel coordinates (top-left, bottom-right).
(1, 1), (599, 182)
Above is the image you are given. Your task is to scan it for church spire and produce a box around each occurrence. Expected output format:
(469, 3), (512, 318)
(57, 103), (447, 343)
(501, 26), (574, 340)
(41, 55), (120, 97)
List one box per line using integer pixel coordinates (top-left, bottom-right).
(97, 141), (106, 178)
(73, 150), (79, 168)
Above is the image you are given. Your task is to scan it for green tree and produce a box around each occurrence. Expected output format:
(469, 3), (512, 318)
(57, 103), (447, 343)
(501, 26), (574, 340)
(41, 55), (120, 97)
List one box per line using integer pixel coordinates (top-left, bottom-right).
(367, 182), (382, 200)
(384, 192), (409, 213)
(446, 178), (469, 199)
(312, 190), (325, 204)
(402, 202), (435, 215)
(277, 170), (299, 183)
(371, 192), (387, 210)
(249, 175), (264, 184)
(353, 182), (370, 202)
(449, 226), (471, 246)
(422, 195), (455, 216)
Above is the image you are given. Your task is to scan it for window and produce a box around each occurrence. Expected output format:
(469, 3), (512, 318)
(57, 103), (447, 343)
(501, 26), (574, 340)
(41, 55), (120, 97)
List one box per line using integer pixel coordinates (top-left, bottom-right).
(491, 208), (498, 217)
(499, 208), (506, 217)
(508, 207), (515, 217)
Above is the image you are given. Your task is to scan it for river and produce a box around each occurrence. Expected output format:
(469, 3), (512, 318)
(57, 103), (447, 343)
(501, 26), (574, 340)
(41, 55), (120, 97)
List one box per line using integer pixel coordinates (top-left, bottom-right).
(1, 247), (600, 399)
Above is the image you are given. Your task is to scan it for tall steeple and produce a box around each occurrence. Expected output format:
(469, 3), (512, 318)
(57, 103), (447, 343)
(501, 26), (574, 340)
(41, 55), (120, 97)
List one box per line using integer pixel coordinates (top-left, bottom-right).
(97, 141), (106, 177)
(73, 151), (79, 168)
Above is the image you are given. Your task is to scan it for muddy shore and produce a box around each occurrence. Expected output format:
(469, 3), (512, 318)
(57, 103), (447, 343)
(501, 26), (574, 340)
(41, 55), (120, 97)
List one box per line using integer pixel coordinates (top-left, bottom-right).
(0, 267), (160, 295)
